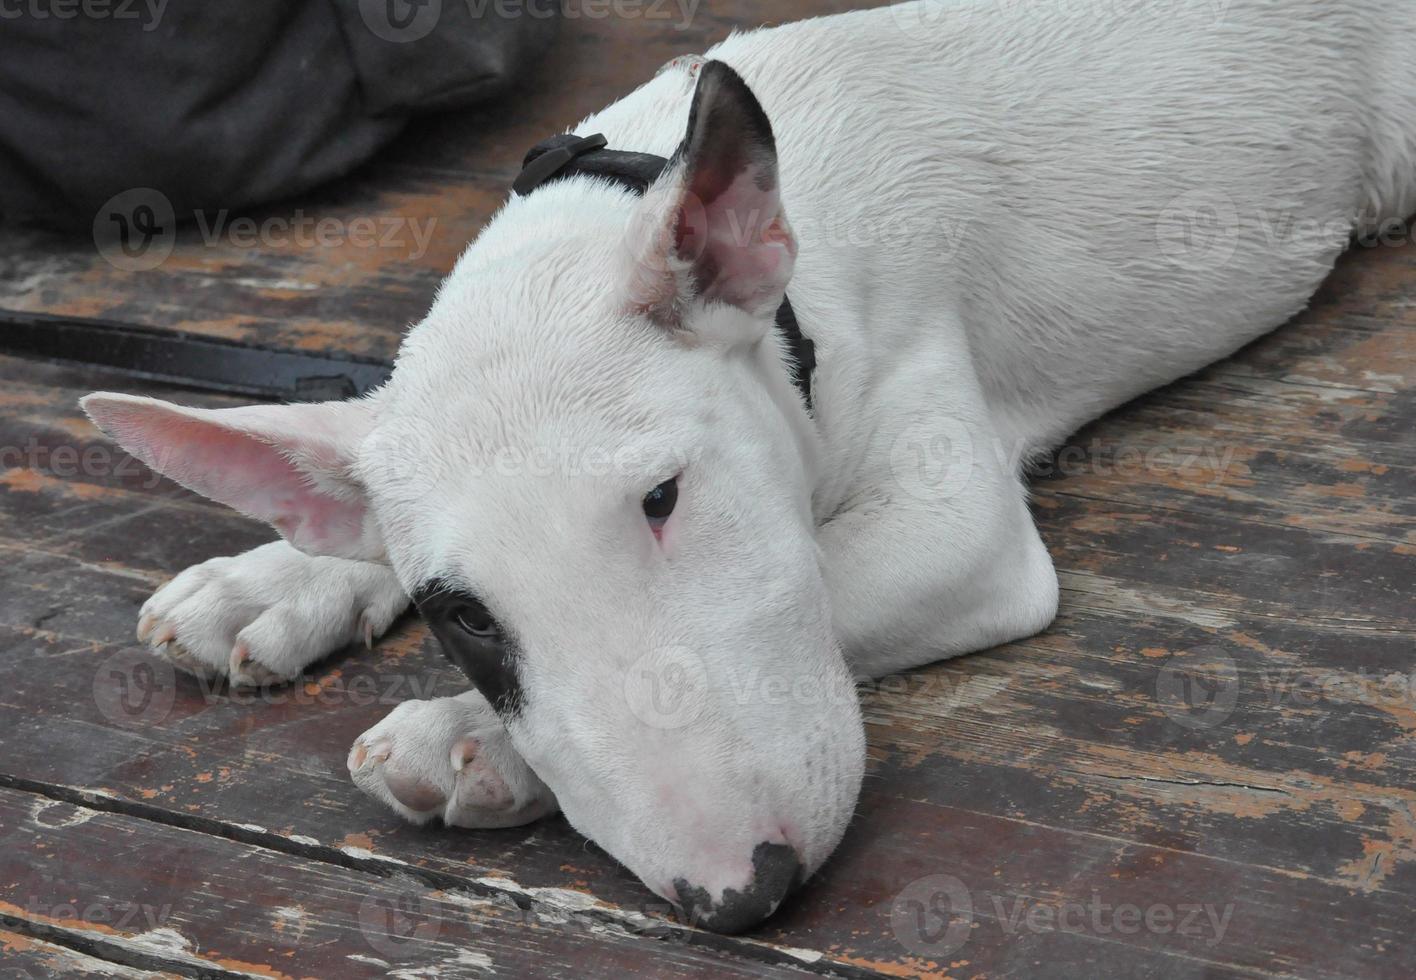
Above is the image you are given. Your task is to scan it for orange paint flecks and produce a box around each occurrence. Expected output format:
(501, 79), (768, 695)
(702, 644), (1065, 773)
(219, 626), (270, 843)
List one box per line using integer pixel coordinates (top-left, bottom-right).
(1335, 799), (1366, 822)
(340, 831), (377, 852)
(1341, 751), (1387, 771)
(833, 952), (954, 979)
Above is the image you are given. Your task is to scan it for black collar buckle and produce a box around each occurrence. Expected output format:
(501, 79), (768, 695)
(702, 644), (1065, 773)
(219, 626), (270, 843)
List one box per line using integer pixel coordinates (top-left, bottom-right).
(512, 133), (608, 197)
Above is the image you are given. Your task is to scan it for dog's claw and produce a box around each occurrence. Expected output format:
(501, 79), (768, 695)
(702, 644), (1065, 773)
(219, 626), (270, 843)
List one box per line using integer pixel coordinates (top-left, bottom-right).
(450, 736), (478, 774)
(227, 643), (250, 682)
(368, 740), (392, 766)
(127, 541), (409, 689)
(348, 737), (392, 774)
(227, 643), (289, 688)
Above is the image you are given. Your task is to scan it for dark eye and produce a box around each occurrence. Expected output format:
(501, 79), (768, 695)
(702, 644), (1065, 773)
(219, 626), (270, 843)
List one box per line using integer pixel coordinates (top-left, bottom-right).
(453, 601), (501, 641)
(642, 477), (678, 529)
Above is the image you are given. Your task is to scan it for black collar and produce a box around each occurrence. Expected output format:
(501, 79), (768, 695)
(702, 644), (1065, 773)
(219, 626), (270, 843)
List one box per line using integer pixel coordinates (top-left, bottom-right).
(513, 133), (815, 410)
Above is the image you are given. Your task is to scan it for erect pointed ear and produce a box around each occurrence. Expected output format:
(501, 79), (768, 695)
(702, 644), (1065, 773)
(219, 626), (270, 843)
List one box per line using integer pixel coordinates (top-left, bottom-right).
(80, 392), (385, 561)
(624, 60), (797, 326)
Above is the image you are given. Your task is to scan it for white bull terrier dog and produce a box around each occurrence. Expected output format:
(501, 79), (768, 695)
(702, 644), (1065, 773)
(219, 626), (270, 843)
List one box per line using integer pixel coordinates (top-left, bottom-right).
(82, 0), (1414, 933)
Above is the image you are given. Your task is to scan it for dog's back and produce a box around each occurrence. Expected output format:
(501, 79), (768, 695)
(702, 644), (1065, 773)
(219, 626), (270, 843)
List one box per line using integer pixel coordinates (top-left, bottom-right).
(584, 0), (1416, 449)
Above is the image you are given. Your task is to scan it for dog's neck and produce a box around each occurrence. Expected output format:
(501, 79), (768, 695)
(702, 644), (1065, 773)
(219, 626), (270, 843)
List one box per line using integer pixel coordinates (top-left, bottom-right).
(513, 133), (816, 412)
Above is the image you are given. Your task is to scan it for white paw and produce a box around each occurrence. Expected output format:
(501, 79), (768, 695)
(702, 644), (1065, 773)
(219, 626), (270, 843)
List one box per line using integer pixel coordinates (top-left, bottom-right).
(136, 541), (408, 687)
(348, 693), (558, 829)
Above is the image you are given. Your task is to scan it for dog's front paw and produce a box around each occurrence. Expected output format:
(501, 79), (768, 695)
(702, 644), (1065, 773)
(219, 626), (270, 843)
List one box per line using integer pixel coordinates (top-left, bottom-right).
(348, 692), (557, 829)
(136, 541), (408, 687)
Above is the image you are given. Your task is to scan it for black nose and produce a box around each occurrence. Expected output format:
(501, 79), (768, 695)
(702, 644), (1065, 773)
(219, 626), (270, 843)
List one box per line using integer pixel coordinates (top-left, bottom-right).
(673, 841), (804, 934)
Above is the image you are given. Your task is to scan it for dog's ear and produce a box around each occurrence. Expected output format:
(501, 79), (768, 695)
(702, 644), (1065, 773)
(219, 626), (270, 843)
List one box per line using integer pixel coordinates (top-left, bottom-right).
(80, 392), (385, 561)
(624, 61), (797, 326)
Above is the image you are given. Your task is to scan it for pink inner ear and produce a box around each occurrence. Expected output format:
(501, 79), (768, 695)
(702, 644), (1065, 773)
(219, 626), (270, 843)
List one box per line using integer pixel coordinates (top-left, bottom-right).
(151, 416), (368, 553)
(673, 169), (797, 318)
(83, 394), (378, 560)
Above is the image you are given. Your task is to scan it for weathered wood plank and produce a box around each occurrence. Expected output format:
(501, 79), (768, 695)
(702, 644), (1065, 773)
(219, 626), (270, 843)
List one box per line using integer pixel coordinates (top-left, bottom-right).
(1040, 368), (1414, 544)
(0, 785), (816, 979)
(0, 928), (178, 978)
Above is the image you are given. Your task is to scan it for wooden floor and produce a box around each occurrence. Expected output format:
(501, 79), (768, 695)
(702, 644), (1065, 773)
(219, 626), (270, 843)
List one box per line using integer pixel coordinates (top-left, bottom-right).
(1, 4), (1413, 978)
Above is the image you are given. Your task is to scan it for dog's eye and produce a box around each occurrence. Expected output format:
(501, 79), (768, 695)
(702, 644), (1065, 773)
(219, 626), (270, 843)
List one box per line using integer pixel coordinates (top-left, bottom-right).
(412, 583), (521, 716)
(642, 477), (678, 529)
(452, 601), (501, 641)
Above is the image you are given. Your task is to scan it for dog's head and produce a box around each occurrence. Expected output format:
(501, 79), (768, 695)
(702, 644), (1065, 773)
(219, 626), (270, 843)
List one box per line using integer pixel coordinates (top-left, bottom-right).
(83, 63), (865, 932)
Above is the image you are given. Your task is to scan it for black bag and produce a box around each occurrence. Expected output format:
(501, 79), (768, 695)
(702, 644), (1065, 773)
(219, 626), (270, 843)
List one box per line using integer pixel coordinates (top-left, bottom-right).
(0, 0), (557, 229)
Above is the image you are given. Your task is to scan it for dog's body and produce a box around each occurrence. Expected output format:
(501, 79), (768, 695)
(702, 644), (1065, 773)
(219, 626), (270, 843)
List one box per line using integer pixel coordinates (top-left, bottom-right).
(83, 0), (1415, 933)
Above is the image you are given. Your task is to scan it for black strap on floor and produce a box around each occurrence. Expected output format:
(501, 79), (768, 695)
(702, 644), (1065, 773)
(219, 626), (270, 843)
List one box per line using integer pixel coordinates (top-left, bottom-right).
(0, 311), (392, 401)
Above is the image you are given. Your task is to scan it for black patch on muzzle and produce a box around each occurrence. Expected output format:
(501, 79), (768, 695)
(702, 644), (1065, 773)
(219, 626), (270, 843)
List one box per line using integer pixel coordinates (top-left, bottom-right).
(413, 579), (524, 717)
(673, 841), (804, 934)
